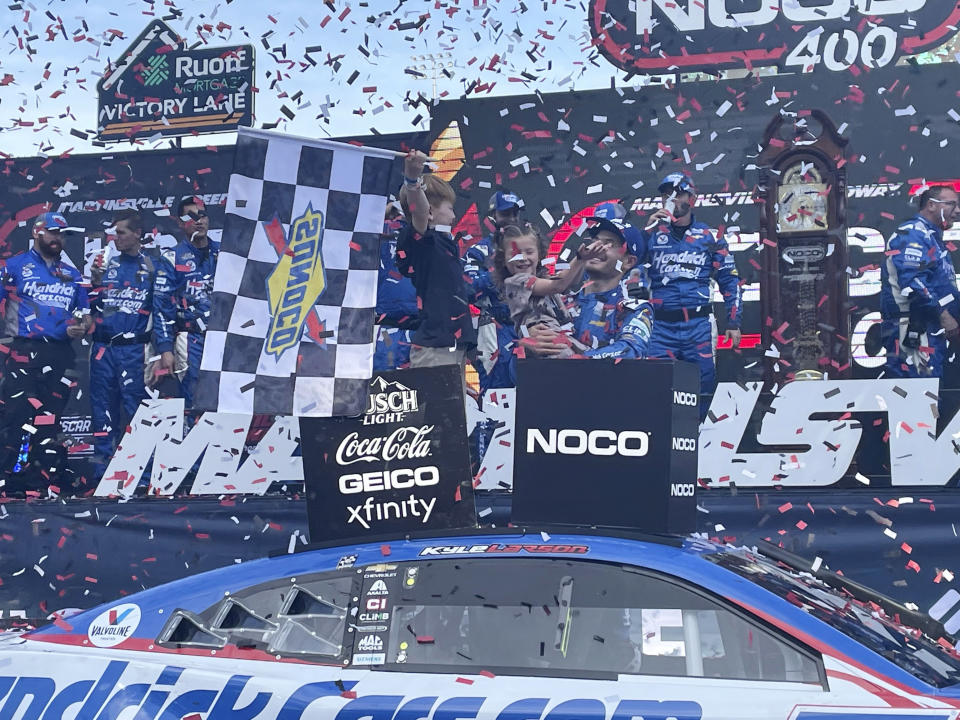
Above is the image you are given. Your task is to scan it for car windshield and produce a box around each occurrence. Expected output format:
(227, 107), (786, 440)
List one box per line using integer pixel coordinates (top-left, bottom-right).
(710, 547), (960, 688)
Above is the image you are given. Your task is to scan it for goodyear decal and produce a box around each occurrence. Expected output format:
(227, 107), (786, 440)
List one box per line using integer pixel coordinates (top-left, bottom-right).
(0, 661), (704, 720)
(264, 204), (326, 358)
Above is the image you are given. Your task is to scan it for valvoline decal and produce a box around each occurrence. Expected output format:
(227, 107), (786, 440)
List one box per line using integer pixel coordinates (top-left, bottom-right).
(0, 661), (703, 720)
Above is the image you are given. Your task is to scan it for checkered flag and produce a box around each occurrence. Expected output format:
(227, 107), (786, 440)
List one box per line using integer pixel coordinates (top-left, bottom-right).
(194, 128), (395, 416)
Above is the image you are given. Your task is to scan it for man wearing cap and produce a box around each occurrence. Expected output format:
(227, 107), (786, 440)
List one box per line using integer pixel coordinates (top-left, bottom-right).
(88, 209), (157, 465)
(880, 184), (960, 377)
(637, 172), (742, 405)
(0, 211), (90, 489)
(465, 190), (523, 270)
(153, 196), (218, 409)
(464, 190), (523, 389)
(374, 201), (417, 370)
(565, 216), (653, 358)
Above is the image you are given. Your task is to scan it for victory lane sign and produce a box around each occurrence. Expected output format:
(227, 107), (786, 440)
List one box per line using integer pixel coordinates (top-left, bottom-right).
(301, 367), (477, 542)
(97, 20), (254, 141)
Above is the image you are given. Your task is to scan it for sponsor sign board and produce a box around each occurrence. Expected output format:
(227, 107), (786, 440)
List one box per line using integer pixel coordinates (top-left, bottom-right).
(97, 20), (254, 141)
(301, 367), (477, 542)
(512, 359), (699, 533)
(588, 0), (960, 75)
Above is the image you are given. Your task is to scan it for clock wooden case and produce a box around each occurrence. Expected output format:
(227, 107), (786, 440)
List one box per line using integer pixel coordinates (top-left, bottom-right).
(757, 110), (850, 382)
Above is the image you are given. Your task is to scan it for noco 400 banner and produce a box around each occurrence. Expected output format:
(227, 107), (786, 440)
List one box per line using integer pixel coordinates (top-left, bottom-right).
(301, 367), (477, 542)
(97, 20), (254, 141)
(588, 1), (960, 74)
(512, 359), (700, 533)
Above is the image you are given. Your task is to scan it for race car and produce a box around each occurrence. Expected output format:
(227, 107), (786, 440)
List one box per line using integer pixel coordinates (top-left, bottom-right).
(4, 528), (960, 720)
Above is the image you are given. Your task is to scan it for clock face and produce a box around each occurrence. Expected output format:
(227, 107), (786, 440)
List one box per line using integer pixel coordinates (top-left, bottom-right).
(776, 163), (829, 234)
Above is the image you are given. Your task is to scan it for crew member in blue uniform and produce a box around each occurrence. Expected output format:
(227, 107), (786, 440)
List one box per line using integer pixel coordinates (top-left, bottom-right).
(881, 184), (960, 377)
(89, 210), (157, 463)
(153, 196), (218, 409)
(464, 190), (522, 271)
(374, 202), (417, 371)
(464, 192), (523, 390)
(0, 211), (89, 490)
(636, 172), (742, 403)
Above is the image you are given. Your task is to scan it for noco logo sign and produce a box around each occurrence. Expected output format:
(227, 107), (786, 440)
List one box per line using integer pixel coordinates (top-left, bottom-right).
(588, 1), (960, 74)
(526, 429), (650, 457)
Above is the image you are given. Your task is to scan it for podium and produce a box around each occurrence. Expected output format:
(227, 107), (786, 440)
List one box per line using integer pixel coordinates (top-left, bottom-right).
(512, 359), (699, 534)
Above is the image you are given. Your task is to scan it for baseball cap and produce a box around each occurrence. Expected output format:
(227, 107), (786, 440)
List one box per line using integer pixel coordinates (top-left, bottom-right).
(658, 172), (696, 194)
(489, 191), (521, 213)
(592, 202), (627, 221)
(586, 217), (629, 245)
(34, 211), (70, 231)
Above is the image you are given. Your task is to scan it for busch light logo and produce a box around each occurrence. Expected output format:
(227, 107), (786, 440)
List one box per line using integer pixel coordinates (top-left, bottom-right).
(364, 377), (419, 425)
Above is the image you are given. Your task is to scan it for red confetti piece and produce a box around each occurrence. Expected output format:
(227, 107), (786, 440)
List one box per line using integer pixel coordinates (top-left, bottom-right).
(381, 544), (391, 556)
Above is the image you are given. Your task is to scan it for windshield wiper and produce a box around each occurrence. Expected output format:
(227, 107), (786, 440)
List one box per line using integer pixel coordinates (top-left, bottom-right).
(756, 540), (954, 645)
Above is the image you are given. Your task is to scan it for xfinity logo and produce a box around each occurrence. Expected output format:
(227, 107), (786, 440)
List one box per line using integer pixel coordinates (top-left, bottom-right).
(526, 429), (649, 457)
(671, 483), (695, 497)
(672, 437), (697, 452)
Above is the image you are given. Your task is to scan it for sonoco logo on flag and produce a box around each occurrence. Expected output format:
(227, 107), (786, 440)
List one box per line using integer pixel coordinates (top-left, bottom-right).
(195, 127), (395, 417)
(264, 205), (327, 358)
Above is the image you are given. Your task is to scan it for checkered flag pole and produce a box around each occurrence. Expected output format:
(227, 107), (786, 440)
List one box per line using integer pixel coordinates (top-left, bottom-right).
(194, 127), (396, 416)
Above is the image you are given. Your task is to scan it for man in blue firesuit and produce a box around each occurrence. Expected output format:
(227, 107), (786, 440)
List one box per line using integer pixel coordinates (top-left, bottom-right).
(636, 172), (742, 403)
(523, 216), (652, 360)
(374, 202), (417, 371)
(568, 216), (653, 358)
(0, 211), (89, 490)
(153, 196), (218, 409)
(881, 184), (960, 377)
(89, 209), (157, 463)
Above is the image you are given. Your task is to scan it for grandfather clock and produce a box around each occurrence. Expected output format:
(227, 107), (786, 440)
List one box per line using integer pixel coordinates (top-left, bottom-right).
(757, 110), (849, 383)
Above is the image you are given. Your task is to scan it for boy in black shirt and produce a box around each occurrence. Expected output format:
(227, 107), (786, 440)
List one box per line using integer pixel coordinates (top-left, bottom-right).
(397, 150), (477, 370)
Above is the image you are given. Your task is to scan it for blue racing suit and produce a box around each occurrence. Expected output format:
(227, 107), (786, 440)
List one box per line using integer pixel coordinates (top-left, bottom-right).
(375, 219), (418, 371)
(637, 217), (741, 397)
(153, 238), (219, 408)
(0, 249), (88, 485)
(464, 253), (518, 392)
(89, 252), (157, 460)
(880, 214), (960, 377)
(570, 283), (653, 359)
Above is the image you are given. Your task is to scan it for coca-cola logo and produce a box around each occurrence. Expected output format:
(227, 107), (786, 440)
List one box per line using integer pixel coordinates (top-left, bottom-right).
(589, 0), (960, 75)
(335, 426), (434, 465)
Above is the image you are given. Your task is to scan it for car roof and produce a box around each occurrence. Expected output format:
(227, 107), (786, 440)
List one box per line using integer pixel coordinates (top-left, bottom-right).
(25, 527), (943, 696)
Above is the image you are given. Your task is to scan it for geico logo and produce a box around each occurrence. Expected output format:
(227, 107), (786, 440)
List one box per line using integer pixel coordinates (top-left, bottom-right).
(339, 467), (439, 494)
(527, 429), (649, 457)
(671, 483), (696, 497)
(673, 391), (698, 406)
(672, 437), (697, 452)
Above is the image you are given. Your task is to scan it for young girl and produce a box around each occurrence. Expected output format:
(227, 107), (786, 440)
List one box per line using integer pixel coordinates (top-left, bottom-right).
(492, 223), (600, 343)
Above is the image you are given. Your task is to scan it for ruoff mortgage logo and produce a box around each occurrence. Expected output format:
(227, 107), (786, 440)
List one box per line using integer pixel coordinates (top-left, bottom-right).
(138, 54), (169, 86)
(588, 0), (960, 75)
(264, 204), (327, 358)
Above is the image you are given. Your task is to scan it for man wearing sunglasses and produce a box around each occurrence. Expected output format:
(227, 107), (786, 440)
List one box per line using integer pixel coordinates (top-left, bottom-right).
(153, 196), (218, 408)
(881, 184), (960, 378)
